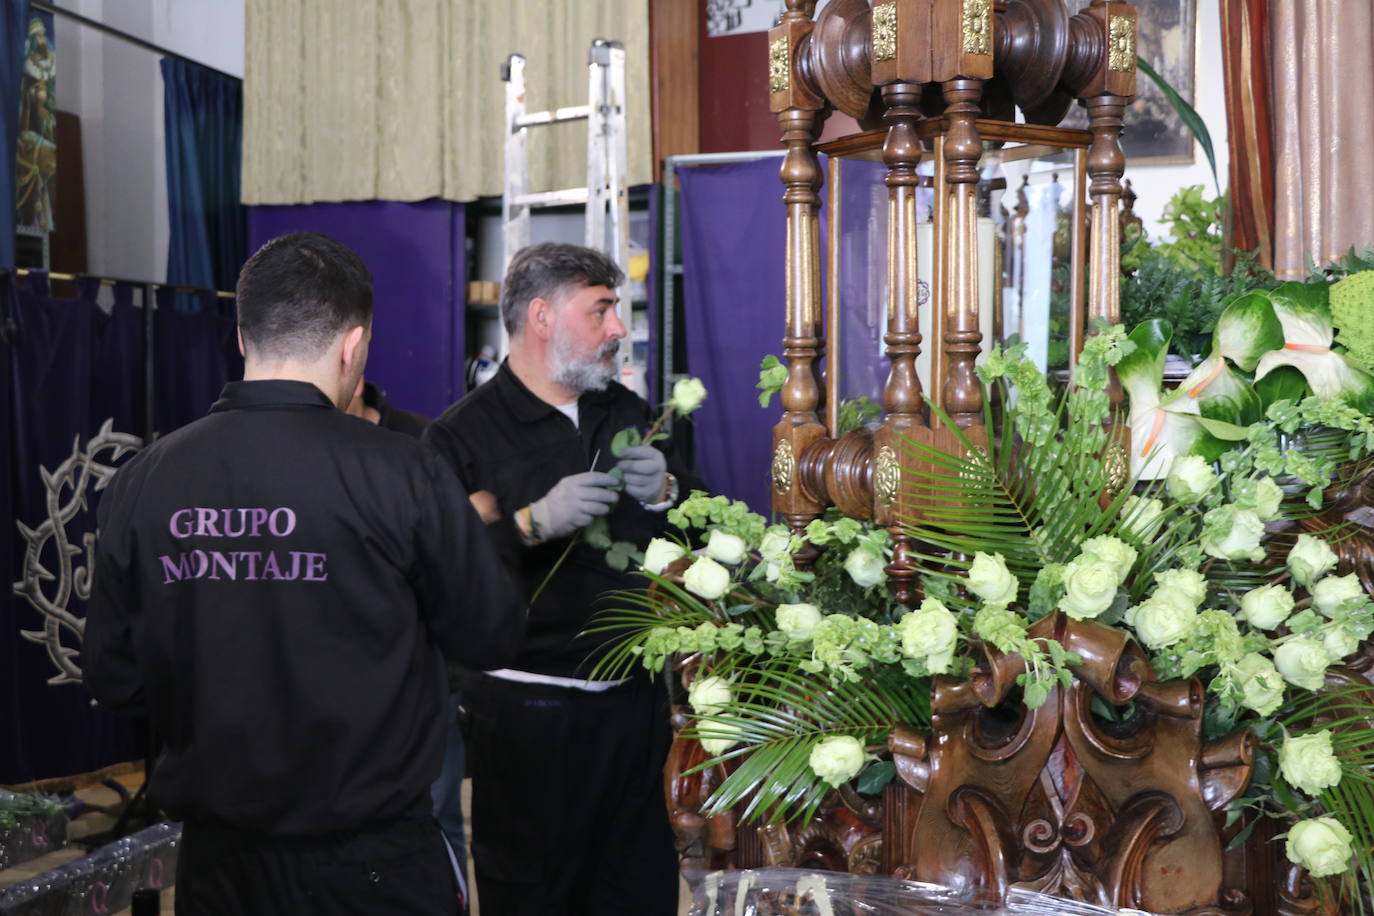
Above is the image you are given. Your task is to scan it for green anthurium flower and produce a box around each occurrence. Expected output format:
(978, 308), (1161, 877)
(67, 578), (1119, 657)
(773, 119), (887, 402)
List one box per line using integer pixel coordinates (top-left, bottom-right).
(1213, 290), (1287, 372)
(1163, 353), (1264, 426)
(1121, 320), (1249, 478)
(1251, 282), (1374, 412)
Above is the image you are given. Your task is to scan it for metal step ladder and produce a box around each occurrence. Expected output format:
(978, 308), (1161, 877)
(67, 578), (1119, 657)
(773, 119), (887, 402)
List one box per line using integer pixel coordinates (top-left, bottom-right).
(500, 39), (632, 379)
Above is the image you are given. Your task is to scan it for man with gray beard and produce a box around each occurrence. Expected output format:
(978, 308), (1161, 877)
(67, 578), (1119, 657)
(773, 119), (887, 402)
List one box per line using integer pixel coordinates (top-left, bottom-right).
(425, 242), (702, 914)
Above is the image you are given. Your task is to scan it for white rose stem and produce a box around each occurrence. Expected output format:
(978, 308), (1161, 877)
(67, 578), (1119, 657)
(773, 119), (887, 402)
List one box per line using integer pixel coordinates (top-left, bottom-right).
(528, 449), (606, 607)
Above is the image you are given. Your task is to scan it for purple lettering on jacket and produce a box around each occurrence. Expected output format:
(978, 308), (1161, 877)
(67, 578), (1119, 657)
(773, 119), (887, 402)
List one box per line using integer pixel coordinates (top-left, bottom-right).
(268, 507), (296, 537)
(301, 553), (327, 581)
(168, 509), (193, 538)
(260, 552), (284, 580)
(159, 550), (209, 583)
(221, 509), (248, 537)
(238, 551), (260, 580)
(195, 507), (221, 537)
(247, 508), (269, 536)
(208, 552), (236, 580)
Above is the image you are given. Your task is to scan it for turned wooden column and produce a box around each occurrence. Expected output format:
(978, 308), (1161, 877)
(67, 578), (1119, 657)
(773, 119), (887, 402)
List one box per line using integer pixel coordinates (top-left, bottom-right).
(940, 77), (986, 429)
(872, 81), (927, 607)
(1071, 1), (1136, 418)
(769, 1), (829, 566)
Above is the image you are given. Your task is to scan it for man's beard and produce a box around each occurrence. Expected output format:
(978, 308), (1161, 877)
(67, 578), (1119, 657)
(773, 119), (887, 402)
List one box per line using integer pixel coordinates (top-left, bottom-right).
(548, 330), (619, 394)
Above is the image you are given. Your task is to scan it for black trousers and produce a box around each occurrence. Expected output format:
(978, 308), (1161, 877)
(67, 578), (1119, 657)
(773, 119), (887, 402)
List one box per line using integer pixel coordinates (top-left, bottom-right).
(466, 674), (679, 916)
(175, 815), (459, 915)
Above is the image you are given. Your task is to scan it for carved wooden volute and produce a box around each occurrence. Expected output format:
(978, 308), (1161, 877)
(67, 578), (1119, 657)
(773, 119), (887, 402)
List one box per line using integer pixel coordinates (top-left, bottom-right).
(887, 614), (1257, 913)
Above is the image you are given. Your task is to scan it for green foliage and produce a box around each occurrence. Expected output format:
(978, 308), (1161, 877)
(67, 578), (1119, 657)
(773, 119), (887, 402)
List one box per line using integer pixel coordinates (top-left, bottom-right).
(1330, 269), (1374, 375)
(1118, 186), (1274, 357)
(0, 791), (63, 831)
(1137, 56), (1219, 196)
(756, 354), (787, 408)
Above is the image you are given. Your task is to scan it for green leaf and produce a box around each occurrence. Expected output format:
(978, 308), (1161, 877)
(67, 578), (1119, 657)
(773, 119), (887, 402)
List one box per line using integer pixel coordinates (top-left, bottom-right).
(1254, 366), (1310, 409)
(855, 760), (896, 794)
(583, 516), (613, 549)
(610, 427), (641, 457)
(1138, 55), (1219, 197)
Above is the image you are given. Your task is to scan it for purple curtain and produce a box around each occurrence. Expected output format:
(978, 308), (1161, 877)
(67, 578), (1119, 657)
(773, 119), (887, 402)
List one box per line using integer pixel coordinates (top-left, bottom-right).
(246, 201), (466, 420)
(679, 159), (789, 515)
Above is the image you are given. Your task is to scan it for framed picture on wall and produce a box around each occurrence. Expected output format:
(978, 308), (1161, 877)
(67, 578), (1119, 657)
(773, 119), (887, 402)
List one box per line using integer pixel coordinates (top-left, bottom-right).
(1061, 0), (1198, 166)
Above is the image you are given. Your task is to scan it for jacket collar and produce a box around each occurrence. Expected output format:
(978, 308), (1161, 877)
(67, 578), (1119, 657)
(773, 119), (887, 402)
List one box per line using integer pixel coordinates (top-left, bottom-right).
(494, 359), (617, 428)
(210, 379), (337, 413)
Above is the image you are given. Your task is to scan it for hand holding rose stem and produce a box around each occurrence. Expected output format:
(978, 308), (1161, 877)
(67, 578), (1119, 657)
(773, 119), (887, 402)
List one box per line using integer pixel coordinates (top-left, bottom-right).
(528, 379), (706, 606)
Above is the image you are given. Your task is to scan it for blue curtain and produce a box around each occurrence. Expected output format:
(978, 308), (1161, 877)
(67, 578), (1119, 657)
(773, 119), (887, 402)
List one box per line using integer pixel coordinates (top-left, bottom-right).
(161, 59), (245, 292)
(0, 0), (28, 268)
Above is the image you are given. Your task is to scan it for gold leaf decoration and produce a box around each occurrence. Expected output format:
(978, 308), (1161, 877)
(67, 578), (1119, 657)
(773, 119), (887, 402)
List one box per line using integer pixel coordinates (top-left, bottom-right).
(1108, 15), (1136, 72)
(772, 439), (796, 495)
(768, 36), (790, 93)
(875, 445), (900, 507)
(872, 2), (897, 63)
(962, 0), (991, 56)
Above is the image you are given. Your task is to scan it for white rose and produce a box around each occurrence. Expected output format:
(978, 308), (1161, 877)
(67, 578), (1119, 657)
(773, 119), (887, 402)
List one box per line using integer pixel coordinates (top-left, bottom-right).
(1239, 584), (1295, 631)
(775, 603), (822, 641)
(683, 556), (731, 600)
(966, 552), (1017, 606)
(688, 675), (733, 714)
(1274, 637), (1330, 691)
(1167, 454), (1219, 503)
(1323, 626), (1360, 663)
(1310, 574), (1366, 618)
(1235, 477), (1284, 522)
(1121, 495), (1165, 539)
(844, 547), (886, 589)
(897, 598), (959, 674)
(1201, 507), (1266, 562)
(808, 735), (867, 787)
(1132, 595), (1198, 649)
(1058, 558), (1120, 620)
(758, 528), (793, 563)
(1153, 568), (1208, 610)
(1235, 653), (1285, 717)
(1279, 731), (1342, 796)
(1286, 817), (1354, 879)
(669, 377), (708, 415)
(705, 530), (748, 566)
(1288, 534), (1338, 588)
(642, 537), (686, 575)
(699, 729), (741, 757)
(1079, 536), (1138, 585)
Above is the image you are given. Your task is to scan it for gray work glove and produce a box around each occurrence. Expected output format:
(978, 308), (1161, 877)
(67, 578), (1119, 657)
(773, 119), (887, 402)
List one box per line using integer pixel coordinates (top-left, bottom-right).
(527, 471), (619, 541)
(616, 445), (668, 504)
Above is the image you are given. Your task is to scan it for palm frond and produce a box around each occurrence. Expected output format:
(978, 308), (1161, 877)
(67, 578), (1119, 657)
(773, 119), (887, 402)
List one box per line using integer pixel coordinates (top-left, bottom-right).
(687, 665), (931, 825)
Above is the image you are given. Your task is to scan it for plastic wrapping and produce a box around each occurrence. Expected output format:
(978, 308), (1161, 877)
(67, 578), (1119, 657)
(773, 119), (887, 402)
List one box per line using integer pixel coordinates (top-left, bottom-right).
(0, 821), (179, 916)
(687, 869), (1158, 916)
(0, 791), (68, 873)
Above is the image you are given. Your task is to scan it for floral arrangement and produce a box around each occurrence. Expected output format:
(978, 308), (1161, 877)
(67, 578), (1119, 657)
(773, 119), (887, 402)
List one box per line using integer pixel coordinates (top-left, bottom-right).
(591, 303), (1374, 898)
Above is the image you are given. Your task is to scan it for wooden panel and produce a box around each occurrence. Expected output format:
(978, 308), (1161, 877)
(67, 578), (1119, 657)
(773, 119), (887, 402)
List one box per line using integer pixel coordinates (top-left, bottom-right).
(51, 111), (88, 279)
(650, 0), (700, 180)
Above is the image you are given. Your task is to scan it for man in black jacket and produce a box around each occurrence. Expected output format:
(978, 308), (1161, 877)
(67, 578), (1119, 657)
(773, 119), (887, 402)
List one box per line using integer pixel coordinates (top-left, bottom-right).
(425, 242), (699, 915)
(84, 232), (523, 915)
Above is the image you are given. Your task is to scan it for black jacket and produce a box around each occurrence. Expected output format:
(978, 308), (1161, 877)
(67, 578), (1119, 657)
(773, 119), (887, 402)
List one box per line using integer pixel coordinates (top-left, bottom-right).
(361, 381), (429, 437)
(425, 362), (703, 678)
(83, 380), (523, 835)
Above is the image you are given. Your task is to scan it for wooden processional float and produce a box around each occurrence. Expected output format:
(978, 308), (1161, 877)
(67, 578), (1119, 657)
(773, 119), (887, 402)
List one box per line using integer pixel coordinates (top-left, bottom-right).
(663, 2), (1338, 913)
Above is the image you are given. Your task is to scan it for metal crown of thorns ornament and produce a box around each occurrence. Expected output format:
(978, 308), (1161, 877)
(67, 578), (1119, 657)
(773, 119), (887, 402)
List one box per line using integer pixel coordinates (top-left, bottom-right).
(661, 3), (1312, 915)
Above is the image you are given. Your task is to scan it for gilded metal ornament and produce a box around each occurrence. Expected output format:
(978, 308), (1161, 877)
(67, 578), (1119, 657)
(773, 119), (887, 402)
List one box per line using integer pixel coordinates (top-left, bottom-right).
(1108, 15), (1135, 72)
(1102, 442), (1129, 498)
(772, 439), (796, 495)
(962, 0), (991, 56)
(875, 445), (900, 508)
(768, 36), (791, 93)
(872, 2), (897, 63)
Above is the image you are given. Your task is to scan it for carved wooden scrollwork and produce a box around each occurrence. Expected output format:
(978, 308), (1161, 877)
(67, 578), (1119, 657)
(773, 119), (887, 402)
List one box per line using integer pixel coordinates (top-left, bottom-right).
(886, 614), (1256, 913)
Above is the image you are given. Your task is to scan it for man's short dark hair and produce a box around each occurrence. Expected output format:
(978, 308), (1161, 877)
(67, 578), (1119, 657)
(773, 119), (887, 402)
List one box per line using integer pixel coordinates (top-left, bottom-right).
(236, 232), (374, 359)
(501, 242), (625, 336)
